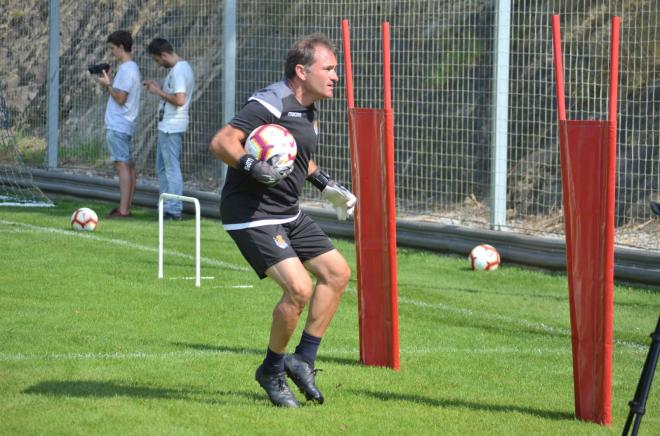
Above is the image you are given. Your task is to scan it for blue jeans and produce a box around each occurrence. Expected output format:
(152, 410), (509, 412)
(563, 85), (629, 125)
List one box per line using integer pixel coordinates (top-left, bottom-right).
(157, 131), (183, 215)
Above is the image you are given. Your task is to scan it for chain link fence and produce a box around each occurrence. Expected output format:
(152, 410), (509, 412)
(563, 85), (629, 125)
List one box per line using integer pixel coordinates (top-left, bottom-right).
(1, 0), (659, 251)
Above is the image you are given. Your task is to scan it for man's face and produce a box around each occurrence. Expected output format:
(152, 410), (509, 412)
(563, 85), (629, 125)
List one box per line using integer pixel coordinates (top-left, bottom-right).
(150, 53), (167, 68)
(108, 43), (123, 60)
(302, 45), (339, 100)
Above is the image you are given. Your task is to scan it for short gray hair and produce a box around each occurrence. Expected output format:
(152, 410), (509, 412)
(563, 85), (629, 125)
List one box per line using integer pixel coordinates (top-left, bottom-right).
(284, 33), (337, 79)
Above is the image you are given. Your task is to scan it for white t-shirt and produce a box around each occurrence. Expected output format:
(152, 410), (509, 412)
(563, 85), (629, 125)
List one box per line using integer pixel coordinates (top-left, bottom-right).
(158, 60), (194, 133)
(104, 60), (141, 136)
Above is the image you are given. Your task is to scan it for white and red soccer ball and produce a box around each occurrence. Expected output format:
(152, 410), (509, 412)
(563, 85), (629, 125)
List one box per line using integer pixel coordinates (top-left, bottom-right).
(245, 124), (297, 173)
(469, 244), (500, 271)
(71, 207), (98, 231)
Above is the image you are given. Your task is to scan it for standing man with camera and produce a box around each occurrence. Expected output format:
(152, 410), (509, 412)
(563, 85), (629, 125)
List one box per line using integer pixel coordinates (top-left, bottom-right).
(144, 38), (195, 221)
(97, 30), (141, 218)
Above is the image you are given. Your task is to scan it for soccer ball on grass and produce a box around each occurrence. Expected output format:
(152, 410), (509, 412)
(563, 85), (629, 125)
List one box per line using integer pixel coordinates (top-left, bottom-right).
(71, 207), (98, 231)
(245, 124), (297, 175)
(469, 244), (500, 271)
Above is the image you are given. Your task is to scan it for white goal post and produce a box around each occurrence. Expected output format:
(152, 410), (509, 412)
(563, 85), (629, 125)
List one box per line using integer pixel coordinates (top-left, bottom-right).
(0, 113), (53, 208)
(158, 193), (201, 287)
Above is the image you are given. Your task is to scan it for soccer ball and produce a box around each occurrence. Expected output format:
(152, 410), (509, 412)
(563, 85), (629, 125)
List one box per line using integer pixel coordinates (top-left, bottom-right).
(71, 207), (98, 231)
(245, 124), (297, 174)
(469, 244), (500, 271)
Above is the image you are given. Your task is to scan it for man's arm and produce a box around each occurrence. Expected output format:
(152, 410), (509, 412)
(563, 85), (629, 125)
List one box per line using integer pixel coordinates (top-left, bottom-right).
(99, 70), (128, 105)
(209, 124), (248, 168)
(144, 80), (186, 107)
(307, 161), (357, 221)
(107, 87), (129, 106)
(307, 159), (319, 177)
(209, 124), (290, 186)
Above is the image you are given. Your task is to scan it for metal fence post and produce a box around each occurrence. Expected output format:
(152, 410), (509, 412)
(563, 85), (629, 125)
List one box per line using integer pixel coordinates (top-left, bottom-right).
(47, 0), (60, 169)
(490, 0), (511, 229)
(221, 0), (237, 185)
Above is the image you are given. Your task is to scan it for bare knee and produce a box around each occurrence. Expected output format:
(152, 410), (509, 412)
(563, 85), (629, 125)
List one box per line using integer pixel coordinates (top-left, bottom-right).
(322, 262), (351, 294)
(283, 277), (314, 312)
(337, 263), (351, 292)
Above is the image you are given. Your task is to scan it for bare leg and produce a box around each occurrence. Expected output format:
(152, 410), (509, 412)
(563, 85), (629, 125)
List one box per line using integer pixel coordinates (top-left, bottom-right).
(303, 249), (351, 337)
(265, 257), (314, 353)
(271, 249), (349, 405)
(128, 163), (136, 212)
(115, 161), (135, 214)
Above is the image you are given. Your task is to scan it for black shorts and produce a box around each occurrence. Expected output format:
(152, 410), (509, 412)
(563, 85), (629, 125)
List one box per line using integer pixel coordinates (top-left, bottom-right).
(225, 211), (335, 278)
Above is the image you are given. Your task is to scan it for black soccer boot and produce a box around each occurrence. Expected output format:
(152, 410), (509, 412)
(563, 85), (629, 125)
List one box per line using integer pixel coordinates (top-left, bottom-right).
(255, 364), (300, 408)
(651, 201), (660, 216)
(284, 353), (324, 404)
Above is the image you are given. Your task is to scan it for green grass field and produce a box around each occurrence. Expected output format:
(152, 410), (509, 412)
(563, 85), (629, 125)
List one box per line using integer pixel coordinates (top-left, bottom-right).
(1, 199), (658, 435)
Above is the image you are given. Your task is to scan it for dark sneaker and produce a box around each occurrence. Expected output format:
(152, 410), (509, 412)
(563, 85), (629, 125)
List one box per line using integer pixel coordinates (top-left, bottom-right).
(651, 201), (660, 216)
(255, 364), (299, 408)
(284, 353), (324, 404)
(107, 208), (131, 218)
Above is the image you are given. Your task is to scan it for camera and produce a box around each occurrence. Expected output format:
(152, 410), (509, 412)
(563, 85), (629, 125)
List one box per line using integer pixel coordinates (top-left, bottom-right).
(87, 63), (111, 75)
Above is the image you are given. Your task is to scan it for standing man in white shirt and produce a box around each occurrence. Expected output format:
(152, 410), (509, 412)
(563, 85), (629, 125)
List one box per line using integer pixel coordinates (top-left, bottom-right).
(144, 38), (195, 220)
(99, 30), (141, 218)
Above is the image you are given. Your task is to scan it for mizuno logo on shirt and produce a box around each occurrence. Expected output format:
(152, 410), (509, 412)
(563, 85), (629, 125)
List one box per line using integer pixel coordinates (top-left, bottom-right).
(287, 112), (302, 117)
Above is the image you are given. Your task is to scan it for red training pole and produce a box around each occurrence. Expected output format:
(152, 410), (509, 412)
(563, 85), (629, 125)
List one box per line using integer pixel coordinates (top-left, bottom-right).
(342, 19), (355, 109)
(382, 22), (392, 111)
(608, 17), (620, 124)
(344, 19), (400, 370)
(552, 14), (618, 425)
(552, 19), (579, 417)
(552, 15), (567, 121)
(342, 19), (366, 368)
(382, 21), (399, 369)
(599, 15), (620, 424)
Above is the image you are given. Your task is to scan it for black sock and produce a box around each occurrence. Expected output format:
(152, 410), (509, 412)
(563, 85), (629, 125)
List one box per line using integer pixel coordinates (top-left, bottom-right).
(294, 331), (322, 366)
(262, 348), (285, 374)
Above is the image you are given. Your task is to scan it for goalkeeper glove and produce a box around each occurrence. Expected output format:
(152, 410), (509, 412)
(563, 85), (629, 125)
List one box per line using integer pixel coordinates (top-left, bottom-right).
(238, 154), (290, 186)
(308, 169), (357, 221)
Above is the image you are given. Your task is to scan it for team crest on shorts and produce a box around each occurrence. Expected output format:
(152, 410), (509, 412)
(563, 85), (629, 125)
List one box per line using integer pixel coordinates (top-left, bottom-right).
(273, 234), (288, 249)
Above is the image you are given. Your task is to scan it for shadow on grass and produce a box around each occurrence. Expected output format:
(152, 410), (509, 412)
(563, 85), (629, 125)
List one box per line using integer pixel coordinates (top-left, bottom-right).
(172, 341), (262, 356)
(22, 380), (262, 405)
(171, 341), (361, 367)
(348, 389), (575, 421)
(403, 281), (567, 302)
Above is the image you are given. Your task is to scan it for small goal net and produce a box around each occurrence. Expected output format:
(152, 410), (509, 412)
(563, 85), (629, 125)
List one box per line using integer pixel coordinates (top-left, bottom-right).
(0, 98), (53, 207)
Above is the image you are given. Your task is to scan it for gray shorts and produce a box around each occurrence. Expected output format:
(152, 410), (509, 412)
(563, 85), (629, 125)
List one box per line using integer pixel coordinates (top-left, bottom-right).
(226, 212), (335, 279)
(106, 129), (133, 162)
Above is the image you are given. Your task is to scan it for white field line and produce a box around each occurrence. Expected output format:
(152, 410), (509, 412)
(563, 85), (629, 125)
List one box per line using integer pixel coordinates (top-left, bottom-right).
(0, 344), (646, 363)
(0, 347), (567, 363)
(211, 285), (254, 289)
(0, 349), (252, 362)
(397, 296), (647, 352)
(166, 278), (254, 287)
(0, 219), (249, 272)
(168, 276), (216, 281)
(344, 288), (647, 353)
(0, 203), (54, 208)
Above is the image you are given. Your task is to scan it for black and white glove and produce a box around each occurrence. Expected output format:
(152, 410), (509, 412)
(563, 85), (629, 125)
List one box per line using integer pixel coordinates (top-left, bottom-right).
(238, 154), (290, 186)
(308, 169), (357, 221)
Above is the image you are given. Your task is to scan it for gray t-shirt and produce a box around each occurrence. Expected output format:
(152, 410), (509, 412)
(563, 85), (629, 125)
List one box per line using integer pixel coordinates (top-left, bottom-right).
(158, 60), (194, 133)
(104, 60), (141, 135)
